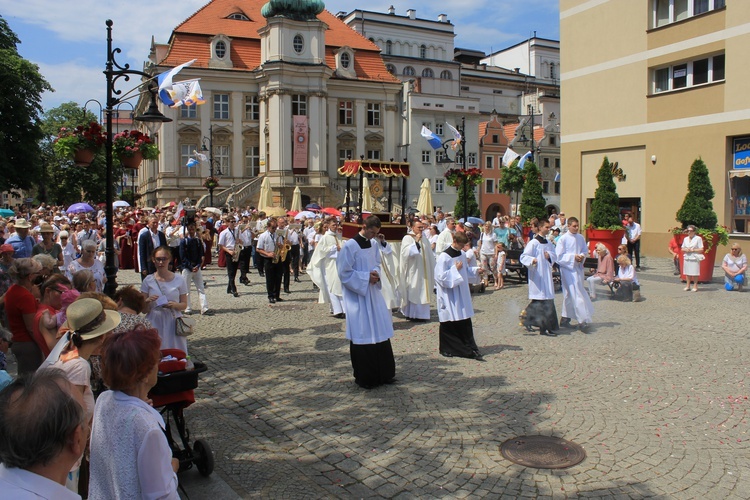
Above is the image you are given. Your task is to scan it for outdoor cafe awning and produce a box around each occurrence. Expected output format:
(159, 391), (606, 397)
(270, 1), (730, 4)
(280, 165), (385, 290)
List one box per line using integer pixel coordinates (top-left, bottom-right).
(729, 169), (750, 178)
(338, 160), (410, 178)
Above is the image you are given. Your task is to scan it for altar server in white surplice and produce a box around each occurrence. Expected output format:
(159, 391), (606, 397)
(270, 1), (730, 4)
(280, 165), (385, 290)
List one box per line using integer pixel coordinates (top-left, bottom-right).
(308, 219), (345, 318)
(377, 236), (401, 310)
(520, 220), (559, 336)
(399, 220), (435, 322)
(434, 231), (484, 361)
(337, 216), (396, 389)
(555, 217), (594, 332)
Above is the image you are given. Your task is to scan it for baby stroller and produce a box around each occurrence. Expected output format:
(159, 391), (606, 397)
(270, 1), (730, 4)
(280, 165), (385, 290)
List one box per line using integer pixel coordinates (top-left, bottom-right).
(149, 349), (214, 476)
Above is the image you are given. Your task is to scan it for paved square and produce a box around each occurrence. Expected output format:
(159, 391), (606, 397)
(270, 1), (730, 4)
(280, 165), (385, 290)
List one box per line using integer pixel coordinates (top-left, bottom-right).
(118, 256), (749, 498)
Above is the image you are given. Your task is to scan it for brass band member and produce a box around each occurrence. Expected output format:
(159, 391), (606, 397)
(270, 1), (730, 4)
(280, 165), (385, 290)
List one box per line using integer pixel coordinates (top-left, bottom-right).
(218, 218), (240, 297)
(256, 218), (284, 304)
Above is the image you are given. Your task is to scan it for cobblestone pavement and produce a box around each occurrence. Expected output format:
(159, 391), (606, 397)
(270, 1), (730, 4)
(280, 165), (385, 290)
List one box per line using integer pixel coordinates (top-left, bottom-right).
(116, 255), (750, 499)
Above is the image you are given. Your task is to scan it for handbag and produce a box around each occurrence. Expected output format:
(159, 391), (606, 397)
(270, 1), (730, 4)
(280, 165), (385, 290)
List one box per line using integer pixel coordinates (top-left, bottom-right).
(153, 277), (195, 337)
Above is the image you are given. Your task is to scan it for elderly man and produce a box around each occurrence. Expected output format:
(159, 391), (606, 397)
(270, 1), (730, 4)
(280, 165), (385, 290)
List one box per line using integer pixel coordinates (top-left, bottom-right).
(6, 219), (35, 258)
(0, 369), (87, 499)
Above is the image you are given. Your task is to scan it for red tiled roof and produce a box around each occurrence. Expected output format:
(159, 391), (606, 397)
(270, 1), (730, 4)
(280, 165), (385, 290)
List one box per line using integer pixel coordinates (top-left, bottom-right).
(503, 123), (519, 142)
(160, 0), (398, 83)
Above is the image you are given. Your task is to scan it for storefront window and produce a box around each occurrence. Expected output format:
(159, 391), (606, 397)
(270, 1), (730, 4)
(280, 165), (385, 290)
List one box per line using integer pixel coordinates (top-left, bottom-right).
(730, 136), (750, 233)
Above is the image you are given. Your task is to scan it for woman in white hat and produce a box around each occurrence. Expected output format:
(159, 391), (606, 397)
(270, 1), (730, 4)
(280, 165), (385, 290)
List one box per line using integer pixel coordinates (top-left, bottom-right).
(32, 222), (63, 269)
(46, 297), (121, 493)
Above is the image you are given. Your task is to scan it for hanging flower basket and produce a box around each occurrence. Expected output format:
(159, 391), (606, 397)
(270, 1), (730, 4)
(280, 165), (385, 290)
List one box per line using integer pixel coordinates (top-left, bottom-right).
(119, 151), (143, 169)
(113, 129), (159, 165)
(203, 176), (220, 189)
(53, 122), (107, 165)
(444, 167), (483, 188)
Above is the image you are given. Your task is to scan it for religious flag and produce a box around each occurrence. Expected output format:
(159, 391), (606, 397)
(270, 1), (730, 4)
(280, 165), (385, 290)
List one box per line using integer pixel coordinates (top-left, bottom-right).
(502, 147), (520, 167)
(186, 158), (199, 168)
(157, 59), (196, 106)
(518, 151), (533, 170)
(421, 126), (443, 150)
(446, 122), (462, 150)
(193, 150), (208, 163)
(554, 170), (560, 182)
(168, 80), (205, 108)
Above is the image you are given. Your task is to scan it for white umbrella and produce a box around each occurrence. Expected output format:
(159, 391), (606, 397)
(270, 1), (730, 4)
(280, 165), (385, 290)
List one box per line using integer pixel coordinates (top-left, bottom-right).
(203, 207), (222, 216)
(361, 177), (374, 212)
(294, 210), (316, 220)
(290, 186), (303, 213)
(113, 200), (130, 208)
(258, 176), (274, 212)
(416, 178), (434, 216)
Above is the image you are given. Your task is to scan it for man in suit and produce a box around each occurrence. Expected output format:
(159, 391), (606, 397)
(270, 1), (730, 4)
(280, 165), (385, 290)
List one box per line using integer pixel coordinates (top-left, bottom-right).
(138, 216), (167, 281)
(179, 222), (210, 315)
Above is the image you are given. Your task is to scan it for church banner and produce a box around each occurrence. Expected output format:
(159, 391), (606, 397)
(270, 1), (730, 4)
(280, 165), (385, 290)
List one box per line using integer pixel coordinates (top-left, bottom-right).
(293, 115), (308, 174)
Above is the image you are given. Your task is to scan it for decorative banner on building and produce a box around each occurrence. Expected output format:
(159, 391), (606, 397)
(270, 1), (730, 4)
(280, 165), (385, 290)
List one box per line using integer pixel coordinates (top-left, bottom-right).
(293, 115), (308, 174)
(733, 137), (750, 169)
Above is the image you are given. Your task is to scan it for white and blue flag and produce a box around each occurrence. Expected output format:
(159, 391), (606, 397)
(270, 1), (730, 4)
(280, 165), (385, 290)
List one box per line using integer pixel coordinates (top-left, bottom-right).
(518, 151), (533, 170)
(421, 126), (443, 150)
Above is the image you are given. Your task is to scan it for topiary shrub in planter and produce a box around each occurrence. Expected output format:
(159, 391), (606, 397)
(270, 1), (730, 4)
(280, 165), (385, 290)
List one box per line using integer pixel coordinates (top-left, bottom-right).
(519, 161), (547, 224)
(673, 157), (728, 283)
(586, 156), (625, 256)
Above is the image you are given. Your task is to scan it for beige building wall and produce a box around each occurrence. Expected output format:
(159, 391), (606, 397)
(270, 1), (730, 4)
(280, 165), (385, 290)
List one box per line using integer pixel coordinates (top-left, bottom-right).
(561, 0), (749, 258)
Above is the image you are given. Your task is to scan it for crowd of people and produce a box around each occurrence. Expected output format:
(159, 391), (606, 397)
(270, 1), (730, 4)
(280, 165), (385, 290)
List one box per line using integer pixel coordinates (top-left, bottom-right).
(0, 201), (745, 496)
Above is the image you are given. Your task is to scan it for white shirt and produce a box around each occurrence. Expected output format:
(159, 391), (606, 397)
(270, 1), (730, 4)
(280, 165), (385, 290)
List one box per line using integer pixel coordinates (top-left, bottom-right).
(89, 391), (178, 500)
(0, 464), (81, 499)
(257, 230), (281, 253)
(218, 227), (238, 251)
(627, 222), (642, 241)
(479, 231), (498, 255)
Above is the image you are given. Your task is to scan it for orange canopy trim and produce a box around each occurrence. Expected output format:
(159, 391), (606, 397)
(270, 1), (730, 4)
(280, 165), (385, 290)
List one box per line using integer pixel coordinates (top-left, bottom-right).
(338, 160), (410, 178)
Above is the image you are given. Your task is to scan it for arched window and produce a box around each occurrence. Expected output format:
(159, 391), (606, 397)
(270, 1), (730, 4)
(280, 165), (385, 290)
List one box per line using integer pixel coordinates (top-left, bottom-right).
(419, 44), (427, 59)
(341, 52), (351, 69)
(386, 40), (392, 55)
(440, 70), (452, 80)
(293, 34), (304, 54)
(215, 40), (227, 59)
(403, 66), (415, 76)
(422, 68), (434, 78)
(386, 64), (396, 75)
(227, 12), (249, 21)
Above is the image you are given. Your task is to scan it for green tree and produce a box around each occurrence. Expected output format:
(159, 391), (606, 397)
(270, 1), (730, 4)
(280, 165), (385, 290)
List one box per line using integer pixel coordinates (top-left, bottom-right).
(498, 159), (525, 212)
(676, 157), (717, 230)
(41, 102), (121, 206)
(0, 16), (53, 193)
(454, 183), (480, 219)
(519, 162), (547, 223)
(589, 156), (622, 229)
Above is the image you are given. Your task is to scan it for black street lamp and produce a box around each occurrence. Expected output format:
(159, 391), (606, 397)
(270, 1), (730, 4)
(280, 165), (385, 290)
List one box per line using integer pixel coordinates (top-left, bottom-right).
(436, 117), (468, 220)
(104, 19), (171, 297)
(201, 124), (222, 207)
(518, 104), (540, 161)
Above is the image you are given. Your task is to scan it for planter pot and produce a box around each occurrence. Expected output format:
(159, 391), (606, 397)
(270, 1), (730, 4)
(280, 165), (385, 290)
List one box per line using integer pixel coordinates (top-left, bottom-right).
(119, 151), (143, 169)
(73, 148), (96, 166)
(674, 233), (719, 284)
(586, 228), (626, 258)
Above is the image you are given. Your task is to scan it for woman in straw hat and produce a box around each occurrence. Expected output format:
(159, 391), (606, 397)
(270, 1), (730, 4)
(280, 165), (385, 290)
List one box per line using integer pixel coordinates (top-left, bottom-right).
(32, 222), (63, 269)
(45, 297), (121, 494)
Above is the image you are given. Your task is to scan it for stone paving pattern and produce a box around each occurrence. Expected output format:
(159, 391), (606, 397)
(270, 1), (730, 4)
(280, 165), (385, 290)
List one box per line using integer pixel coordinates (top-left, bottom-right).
(116, 255), (750, 499)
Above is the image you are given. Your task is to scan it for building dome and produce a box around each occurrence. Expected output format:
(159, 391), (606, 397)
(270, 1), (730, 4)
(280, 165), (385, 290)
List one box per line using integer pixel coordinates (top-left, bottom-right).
(261, 0), (325, 21)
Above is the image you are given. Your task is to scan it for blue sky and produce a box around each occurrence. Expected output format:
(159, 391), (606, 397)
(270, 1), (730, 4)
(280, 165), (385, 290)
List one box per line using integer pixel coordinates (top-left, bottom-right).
(1, 0), (559, 113)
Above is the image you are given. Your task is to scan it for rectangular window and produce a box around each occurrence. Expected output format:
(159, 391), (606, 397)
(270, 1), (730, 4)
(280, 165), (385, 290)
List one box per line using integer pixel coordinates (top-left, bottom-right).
(245, 95), (260, 121)
(652, 52), (725, 94)
(549, 135), (556, 146)
(244, 146), (260, 177)
(339, 101), (353, 125)
(367, 149), (381, 160)
(485, 179), (494, 194)
(467, 153), (477, 166)
(492, 134), (499, 144)
(555, 158), (561, 169)
(434, 124), (444, 136)
(542, 181), (550, 194)
(215, 145), (230, 175)
(180, 104), (197, 119)
(180, 144), (198, 177)
(543, 157), (550, 168)
(292, 95), (307, 116)
(367, 103), (381, 126)
(485, 156), (493, 169)
(339, 149), (353, 163)
(421, 150), (431, 164)
(436, 150), (445, 163)
(434, 178), (445, 193)
(554, 181), (560, 194)
(213, 94), (230, 120)
(654, 0), (724, 28)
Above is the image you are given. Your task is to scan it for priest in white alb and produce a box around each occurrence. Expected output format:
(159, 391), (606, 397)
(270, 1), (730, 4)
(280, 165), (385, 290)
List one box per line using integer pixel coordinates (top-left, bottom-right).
(520, 220), (559, 336)
(377, 235), (401, 310)
(435, 217), (456, 255)
(399, 220), (435, 322)
(337, 216), (396, 389)
(434, 231), (484, 360)
(555, 217), (594, 332)
(308, 219), (345, 318)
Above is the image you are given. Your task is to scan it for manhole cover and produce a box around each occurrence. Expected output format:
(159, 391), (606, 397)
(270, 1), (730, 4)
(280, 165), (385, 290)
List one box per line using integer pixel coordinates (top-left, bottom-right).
(500, 435), (586, 469)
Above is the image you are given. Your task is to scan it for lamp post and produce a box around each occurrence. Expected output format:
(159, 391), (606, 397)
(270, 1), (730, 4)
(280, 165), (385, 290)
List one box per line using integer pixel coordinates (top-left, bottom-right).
(436, 116), (468, 220)
(518, 105), (540, 161)
(201, 124), (222, 207)
(104, 19), (171, 297)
